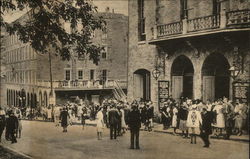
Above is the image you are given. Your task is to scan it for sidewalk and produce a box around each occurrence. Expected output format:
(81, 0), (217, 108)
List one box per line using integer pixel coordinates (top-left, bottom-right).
(151, 123), (249, 143)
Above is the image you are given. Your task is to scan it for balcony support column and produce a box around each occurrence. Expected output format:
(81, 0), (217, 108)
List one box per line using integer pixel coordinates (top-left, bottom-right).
(220, 9), (227, 28)
(153, 24), (157, 39)
(182, 18), (187, 34)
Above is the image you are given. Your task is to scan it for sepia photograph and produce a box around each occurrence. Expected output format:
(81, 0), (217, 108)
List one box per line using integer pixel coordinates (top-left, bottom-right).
(0, 0), (249, 159)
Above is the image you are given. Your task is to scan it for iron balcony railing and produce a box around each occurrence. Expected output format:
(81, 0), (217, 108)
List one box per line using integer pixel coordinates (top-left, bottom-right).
(154, 9), (250, 38)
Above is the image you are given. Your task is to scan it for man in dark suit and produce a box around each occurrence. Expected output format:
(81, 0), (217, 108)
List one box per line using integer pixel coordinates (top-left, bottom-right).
(128, 103), (141, 149)
(200, 108), (213, 148)
(8, 110), (19, 144)
(108, 104), (120, 140)
(0, 106), (6, 143)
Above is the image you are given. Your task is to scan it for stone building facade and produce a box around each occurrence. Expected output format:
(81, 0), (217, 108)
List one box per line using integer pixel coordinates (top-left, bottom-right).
(0, 11), (128, 108)
(128, 0), (250, 112)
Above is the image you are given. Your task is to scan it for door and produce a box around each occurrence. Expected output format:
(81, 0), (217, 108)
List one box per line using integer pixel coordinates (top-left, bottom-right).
(134, 74), (143, 100)
(91, 95), (100, 105)
(172, 76), (183, 101)
(203, 76), (215, 102)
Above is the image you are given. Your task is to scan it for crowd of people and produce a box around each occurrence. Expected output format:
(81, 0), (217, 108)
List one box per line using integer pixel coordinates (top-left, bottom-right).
(0, 106), (22, 144)
(0, 96), (248, 149)
(160, 97), (249, 147)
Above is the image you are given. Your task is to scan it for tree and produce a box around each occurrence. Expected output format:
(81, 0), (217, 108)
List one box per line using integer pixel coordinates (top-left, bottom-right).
(0, 0), (106, 64)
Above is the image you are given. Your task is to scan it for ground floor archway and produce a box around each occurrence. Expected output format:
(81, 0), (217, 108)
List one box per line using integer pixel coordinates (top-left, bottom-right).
(171, 55), (194, 101)
(133, 69), (151, 101)
(202, 53), (230, 102)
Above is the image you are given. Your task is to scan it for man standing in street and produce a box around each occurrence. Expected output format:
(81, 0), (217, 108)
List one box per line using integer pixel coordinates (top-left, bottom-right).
(0, 106), (6, 143)
(128, 103), (141, 149)
(108, 104), (119, 140)
(200, 107), (213, 148)
(8, 110), (19, 144)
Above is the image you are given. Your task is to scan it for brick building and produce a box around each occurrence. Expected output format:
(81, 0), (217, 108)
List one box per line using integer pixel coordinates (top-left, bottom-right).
(0, 11), (128, 108)
(127, 0), (250, 112)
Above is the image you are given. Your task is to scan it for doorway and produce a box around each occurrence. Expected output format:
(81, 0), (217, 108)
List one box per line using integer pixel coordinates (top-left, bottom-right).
(133, 69), (151, 101)
(202, 53), (230, 102)
(171, 55), (194, 101)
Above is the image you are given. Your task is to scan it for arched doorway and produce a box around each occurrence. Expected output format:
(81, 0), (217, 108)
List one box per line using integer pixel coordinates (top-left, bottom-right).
(171, 55), (194, 101)
(27, 93), (30, 107)
(44, 91), (48, 107)
(39, 91), (43, 107)
(133, 69), (151, 101)
(202, 53), (230, 102)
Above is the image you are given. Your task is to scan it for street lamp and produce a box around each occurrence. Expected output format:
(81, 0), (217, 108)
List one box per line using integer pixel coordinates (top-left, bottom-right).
(152, 68), (161, 80)
(229, 65), (240, 81)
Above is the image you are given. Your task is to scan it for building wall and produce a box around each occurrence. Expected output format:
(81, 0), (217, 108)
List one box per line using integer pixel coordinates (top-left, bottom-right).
(128, 0), (250, 112)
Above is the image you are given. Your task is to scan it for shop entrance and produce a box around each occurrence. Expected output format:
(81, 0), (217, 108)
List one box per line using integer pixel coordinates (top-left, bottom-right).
(171, 55), (194, 101)
(133, 69), (151, 101)
(202, 53), (230, 102)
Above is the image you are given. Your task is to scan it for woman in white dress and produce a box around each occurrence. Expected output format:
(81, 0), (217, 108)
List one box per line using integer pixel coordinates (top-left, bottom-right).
(96, 107), (104, 140)
(187, 103), (202, 144)
(213, 100), (225, 135)
(172, 105), (178, 135)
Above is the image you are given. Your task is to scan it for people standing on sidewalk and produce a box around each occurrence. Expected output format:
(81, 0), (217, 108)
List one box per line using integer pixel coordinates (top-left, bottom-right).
(171, 103), (178, 135)
(54, 105), (61, 127)
(213, 100), (225, 136)
(147, 101), (154, 131)
(161, 104), (169, 130)
(0, 106), (6, 143)
(224, 100), (235, 139)
(178, 102), (189, 138)
(187, 101), (202, 144)
(96, 107), (104, 140)
(200, 107), (213, 148)
(16, 108), (22, 138)
(128, 102), (141, 149)
(60, 107), (70, 133)
(234, 100), (248, 136)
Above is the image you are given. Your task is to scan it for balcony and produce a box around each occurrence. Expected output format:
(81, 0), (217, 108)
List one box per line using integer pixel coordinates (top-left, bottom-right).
(150, 9), (250, 43)
(37, 79), (127, 90)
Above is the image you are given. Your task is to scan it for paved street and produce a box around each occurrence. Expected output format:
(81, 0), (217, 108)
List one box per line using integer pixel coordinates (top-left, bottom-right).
(0, 121), (249, 159)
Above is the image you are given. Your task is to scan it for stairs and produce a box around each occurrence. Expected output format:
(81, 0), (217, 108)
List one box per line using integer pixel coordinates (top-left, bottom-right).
(112, 80), (127, 101)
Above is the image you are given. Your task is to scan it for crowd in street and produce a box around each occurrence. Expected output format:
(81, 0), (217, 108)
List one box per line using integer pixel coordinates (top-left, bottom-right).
(160, 97), (249, 147)
(0, 96), (248, 149)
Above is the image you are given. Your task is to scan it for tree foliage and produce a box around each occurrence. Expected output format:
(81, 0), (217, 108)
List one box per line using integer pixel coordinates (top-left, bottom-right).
(0, 0), (106, 64)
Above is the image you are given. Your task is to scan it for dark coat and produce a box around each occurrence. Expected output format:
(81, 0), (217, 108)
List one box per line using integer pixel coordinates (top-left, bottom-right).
(108, 109), (120, 125)
(128, 109), (141, 129)
(0, 115), (6, 130)
(60, 110), (69, 127)
(7, 115), (18, 131)
(201, 112), (213, 134)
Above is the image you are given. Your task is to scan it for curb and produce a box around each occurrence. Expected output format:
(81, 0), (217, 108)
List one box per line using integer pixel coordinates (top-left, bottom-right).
(0, 145), (32, 159)
(153, 129), (250, 143)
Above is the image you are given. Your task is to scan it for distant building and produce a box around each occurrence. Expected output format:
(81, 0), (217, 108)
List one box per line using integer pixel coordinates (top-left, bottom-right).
(0, 11), (128, 108)
(128, 0), (250, 112)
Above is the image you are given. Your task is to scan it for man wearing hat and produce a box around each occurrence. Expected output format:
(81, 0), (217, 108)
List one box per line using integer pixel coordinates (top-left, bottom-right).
(0, 106), (6, 142)
(128, 103), (141, 149)
(200, 107), (213, 147)
(8, 110), (19, 143)
(108, 104), (120, 139)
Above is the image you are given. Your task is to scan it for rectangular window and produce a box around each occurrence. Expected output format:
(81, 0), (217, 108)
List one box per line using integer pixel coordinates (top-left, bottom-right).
(102, 69), (107, 81)
(213, 0), (221, 15)
(101, 46), (108, 59)
(138, 0), (146, 41)
(78, 70), (83, 80)
(65, 70), (71, 80)
(90, 69), (94, 80)
(180, 0), (188, 19)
